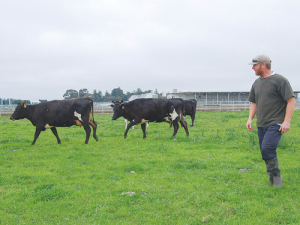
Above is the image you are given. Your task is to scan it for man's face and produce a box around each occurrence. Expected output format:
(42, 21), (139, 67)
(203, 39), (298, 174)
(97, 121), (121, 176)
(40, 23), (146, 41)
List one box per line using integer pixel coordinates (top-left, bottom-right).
(252, 63), (263, 76)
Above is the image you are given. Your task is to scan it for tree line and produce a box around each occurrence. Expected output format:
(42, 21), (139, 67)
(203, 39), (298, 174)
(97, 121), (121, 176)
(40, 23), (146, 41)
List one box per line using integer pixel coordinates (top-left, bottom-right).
(0, 99), (47, 105)
(0, 87), (160, 105)
(63, 87), (160, 102)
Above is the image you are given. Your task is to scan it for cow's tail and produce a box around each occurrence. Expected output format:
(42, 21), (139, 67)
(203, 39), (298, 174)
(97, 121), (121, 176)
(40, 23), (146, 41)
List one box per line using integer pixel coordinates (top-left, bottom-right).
(90, 99), (98, 124)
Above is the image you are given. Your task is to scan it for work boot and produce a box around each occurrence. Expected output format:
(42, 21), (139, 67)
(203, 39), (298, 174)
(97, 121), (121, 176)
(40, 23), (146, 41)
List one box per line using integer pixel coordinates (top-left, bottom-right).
(266, 157), (282, 188)
(265, 161), (273, 186)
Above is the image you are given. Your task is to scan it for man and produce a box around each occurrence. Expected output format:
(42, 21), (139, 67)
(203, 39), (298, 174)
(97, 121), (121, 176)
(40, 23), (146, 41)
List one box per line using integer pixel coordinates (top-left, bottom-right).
(246, 54), (295, 188)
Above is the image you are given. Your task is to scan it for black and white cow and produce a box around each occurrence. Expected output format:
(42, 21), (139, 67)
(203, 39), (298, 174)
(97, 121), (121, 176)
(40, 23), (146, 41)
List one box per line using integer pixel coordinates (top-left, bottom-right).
(111, 98), (189, 139)
(10, 97), (98, 145)
(183, 99), (197, 126)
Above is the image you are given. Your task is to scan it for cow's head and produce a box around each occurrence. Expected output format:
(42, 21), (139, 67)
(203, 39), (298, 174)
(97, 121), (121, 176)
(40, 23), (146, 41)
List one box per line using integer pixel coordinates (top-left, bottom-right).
(111, 100), (124, 120)
(10, 101), (27, 121)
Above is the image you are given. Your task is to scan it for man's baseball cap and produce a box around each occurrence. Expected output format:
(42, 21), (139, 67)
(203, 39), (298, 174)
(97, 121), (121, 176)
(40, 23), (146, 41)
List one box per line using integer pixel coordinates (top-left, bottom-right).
(248, 54), (272, 65)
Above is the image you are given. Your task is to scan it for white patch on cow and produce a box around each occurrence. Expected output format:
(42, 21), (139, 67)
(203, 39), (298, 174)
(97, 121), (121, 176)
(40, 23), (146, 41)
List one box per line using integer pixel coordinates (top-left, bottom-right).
(164, 117), (171, 122)
(74, 111), (83, 122)
(45, 124), (54, 129)
(170, 109), (178, 121)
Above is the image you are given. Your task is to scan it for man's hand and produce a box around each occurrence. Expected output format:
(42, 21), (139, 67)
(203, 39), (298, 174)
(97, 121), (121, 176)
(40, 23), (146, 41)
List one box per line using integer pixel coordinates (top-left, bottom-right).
(246, 119), (254, 131)
(279, 121), (290, 133)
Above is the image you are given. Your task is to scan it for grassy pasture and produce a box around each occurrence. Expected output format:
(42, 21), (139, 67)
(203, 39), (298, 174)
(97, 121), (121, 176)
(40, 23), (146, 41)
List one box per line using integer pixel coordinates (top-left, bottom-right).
(0, 110), (300, 224)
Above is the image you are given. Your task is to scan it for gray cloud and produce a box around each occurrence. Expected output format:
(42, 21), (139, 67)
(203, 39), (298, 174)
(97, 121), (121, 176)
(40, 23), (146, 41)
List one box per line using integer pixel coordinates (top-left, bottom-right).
(1, 0), (300, 101)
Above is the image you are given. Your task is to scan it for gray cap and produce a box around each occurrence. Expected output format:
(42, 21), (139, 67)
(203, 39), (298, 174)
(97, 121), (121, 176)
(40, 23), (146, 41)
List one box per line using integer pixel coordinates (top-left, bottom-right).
(249, 54), (272, 65)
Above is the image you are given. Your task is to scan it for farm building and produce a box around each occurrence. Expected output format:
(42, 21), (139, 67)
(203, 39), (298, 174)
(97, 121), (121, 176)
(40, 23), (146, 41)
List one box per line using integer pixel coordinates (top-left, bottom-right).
(166, 91), (300, 105)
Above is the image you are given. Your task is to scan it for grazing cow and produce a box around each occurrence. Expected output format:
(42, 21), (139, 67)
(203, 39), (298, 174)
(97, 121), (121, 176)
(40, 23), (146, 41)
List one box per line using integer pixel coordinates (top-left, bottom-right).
(111, 98), (189, 139)
(10, 97), (98, 145)
(183, 99), (197, 126)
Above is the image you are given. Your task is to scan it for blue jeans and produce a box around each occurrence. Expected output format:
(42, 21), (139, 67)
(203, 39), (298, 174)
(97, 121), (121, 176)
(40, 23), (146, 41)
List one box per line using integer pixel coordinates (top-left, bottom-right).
(257, 124), (282, 160)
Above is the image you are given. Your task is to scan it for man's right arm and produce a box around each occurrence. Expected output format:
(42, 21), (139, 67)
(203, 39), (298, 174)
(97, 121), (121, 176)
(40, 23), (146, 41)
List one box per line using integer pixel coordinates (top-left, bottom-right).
(246, 102), (257, 131)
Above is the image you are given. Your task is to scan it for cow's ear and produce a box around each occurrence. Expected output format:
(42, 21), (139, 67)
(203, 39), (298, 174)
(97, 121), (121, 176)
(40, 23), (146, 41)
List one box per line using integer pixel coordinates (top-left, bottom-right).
(22, 101), (27, 108)
(111, 104), (115, 108)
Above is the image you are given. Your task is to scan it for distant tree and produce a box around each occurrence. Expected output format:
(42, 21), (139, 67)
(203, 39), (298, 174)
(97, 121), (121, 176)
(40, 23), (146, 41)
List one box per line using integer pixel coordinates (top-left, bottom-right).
(133, 88), (152, 95)
(102, 87), (129, 102)
(97, 90), (103, 100)
(39, 99), (47, 102)
(103, 90), (112, 102)
(90, 90), (102, 102)
(63, 89), (78, 99)
(111, 87), (124, 98)
(104, 90), (110, 98)
(110, 87), (126, 101)
(79, 88), (89, 98)
(1, 98), (9, 105)
(10, 99), (22, 104)
(9, 99), (31, 105)
(124, 92), (131, 101)
(136, 88), (143, 95)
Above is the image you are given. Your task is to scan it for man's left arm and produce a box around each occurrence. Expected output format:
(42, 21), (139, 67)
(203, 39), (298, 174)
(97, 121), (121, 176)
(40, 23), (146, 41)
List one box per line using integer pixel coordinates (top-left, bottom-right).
(279, 96), (296, 133)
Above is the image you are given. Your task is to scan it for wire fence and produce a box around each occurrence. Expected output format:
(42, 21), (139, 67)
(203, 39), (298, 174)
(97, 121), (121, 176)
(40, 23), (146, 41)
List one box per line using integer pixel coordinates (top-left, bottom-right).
(2, 101), (300, 116)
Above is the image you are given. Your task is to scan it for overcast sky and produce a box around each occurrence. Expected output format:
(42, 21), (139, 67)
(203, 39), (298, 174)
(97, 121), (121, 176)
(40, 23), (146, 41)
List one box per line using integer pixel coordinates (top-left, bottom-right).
(1, 0), (300, 101)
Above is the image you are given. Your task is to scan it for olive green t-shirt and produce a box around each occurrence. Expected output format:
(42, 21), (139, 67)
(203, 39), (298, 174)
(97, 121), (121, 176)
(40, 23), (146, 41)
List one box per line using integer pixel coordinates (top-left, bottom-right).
(248, 73), (294, 127)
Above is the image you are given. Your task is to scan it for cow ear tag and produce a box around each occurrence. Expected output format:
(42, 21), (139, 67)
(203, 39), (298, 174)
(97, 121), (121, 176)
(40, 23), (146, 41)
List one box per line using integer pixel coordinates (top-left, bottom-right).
(122, 105), (124, 109)
(23, 101), (27, 108)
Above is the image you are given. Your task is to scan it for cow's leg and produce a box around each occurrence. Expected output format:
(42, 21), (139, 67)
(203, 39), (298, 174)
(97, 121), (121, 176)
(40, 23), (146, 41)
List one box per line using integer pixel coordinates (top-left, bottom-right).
(32, 128), (42, 145)
(83, 123), (91, 144)
(179, 118), (189, 136)
(181, 116), (186, 127)
(172, 121), (179, 137)
(50, 127), (61, 144)
(191, 113), (196, 127)
(124, 127), (130, 139)
(91, 123), (98, 141)
(89, 116), (98, 141)
(124, 121), (137, 139)
(125, 119), (135, 129)
(141, 123), (147, 139)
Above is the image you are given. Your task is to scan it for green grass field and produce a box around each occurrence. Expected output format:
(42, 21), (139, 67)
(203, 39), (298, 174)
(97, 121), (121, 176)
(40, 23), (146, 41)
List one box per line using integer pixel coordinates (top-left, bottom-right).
(1, 110), (300, 224)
